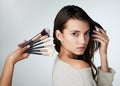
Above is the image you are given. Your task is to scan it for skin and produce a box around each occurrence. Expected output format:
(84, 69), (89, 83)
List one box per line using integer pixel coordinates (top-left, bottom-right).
(56, 18), (109, 71)
(93, 29), (109, 72)
(0, 43), (30, 86)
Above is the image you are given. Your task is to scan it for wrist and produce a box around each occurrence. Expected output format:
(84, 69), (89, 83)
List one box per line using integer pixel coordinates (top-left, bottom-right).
(6, 56), (16, 65)
(100, 55), (109, 72)
(100, 53), (107, 59)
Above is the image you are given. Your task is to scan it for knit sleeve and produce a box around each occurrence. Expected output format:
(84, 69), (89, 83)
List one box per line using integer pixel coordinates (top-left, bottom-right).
(97, 67), (115, 86)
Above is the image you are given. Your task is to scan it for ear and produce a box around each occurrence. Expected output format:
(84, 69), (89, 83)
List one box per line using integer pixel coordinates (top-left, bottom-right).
(55, 30), (63, 41)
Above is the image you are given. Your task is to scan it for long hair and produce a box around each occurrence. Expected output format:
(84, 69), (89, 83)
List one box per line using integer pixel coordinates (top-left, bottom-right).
(53, 5), (103, 80)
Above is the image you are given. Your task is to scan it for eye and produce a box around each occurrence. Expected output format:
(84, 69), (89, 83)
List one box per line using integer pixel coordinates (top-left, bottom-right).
(72, 32), (79, 37)
(85, 30), (90, 36)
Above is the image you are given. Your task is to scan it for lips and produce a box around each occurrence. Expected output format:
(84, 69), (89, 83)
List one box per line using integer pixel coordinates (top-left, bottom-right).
(77, 47), (86, 51)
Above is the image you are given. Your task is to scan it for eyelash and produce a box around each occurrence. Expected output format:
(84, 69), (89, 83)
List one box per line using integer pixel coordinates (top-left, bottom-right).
(85, 31), (90, 35)
(72, 32), (79, 37)
(72, 31), (90, 37)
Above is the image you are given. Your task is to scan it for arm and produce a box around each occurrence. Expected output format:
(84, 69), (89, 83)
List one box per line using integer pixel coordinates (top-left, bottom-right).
(93, 29), (115, 86)
(0, 45), (30, 86)
(93, 29), (109, 72)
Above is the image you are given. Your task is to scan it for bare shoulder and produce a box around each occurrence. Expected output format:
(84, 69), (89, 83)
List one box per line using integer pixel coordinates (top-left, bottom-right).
(71, 60), (90, 69)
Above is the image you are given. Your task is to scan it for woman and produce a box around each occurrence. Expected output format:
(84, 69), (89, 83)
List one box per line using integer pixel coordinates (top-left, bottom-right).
(52, 5), (115, 86)
(0, 5), (115, 86)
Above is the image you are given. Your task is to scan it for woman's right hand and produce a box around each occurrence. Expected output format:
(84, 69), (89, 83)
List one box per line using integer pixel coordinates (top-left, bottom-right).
(6, 41), (30, 65)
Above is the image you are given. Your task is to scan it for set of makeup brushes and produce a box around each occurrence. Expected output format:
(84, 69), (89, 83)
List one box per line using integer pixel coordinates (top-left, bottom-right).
(21, 28), (55, 56)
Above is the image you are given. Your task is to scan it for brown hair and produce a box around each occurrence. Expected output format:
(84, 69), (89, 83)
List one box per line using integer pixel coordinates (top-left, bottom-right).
(53, 5), (103, 80)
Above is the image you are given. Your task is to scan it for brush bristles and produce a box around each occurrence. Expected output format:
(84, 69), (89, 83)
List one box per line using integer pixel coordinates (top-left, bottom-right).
(41, 28), (50, 36)
(47, 45), (55, 56)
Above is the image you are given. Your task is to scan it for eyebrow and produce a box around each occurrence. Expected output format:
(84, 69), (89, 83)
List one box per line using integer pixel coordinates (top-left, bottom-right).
(70, 29), (90, 33)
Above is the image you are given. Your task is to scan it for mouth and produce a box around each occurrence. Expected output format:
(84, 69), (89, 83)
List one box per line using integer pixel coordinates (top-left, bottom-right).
(76, 47), (86, 51)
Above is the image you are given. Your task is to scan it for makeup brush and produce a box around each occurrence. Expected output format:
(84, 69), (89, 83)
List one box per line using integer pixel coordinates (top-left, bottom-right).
(33, 35), (49, 44)
(21, 28), (50, 48)
(26, 44), (55, 56)
(27, 35), (50, 49)
(26, 49), (48, 53)
(28, 44), (54, 50)
(32, 38), (53, 47)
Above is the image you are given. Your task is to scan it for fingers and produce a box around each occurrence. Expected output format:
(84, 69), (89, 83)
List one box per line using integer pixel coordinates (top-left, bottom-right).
(92, 29), (109, 44)
(18, 40), (27, 49)
(21, 45), (30, 53)
(19, 45), (30, 58)
(99, 29), (106, 35)
(22, 53), (30, 58)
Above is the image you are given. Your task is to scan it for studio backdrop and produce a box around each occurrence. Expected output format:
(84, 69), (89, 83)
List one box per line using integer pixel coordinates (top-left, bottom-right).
(0, 0), (120, 86)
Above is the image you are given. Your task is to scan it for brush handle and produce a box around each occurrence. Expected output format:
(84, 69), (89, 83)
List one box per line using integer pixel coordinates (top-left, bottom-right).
(30, 52), (42, 55)
(32, 39), (42, 44)
(26, 49), (40, 53)
(32, 35), (49, 45)
(33, 42), (44, 47)
(21, 39), (33, 48)
(29, 46), (45, 49)
(25, 46), (44, 53)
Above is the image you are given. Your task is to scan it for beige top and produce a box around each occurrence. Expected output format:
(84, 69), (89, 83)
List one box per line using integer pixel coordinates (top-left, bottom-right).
(52, 55), (115, 86)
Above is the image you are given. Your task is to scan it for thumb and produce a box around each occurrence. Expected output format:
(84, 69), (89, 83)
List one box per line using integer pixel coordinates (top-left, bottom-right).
(21, 45), (30, 53)
(22, 53), (30, 58)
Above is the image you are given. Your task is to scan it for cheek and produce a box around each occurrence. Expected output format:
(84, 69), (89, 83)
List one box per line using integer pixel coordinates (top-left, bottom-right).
(64, 35), (76, 44)
(62, 35), (76, 48)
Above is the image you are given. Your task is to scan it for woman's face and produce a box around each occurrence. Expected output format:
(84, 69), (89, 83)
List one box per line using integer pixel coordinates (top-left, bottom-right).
(57, 19), (90, 55)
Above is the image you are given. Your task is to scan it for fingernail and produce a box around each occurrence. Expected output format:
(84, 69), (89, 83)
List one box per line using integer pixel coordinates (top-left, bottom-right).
(26, 45), (30, 48)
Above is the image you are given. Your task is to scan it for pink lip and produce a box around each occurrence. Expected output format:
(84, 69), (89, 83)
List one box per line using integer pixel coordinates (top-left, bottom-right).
(77, 47), (86, 51)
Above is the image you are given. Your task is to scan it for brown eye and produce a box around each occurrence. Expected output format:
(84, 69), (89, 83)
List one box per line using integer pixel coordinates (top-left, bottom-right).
(85, 30), (90, 36)
(72, 32), (78, 37)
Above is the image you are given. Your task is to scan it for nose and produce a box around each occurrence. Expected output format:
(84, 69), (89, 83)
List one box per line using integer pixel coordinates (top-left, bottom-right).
(78, 35), (85, 45)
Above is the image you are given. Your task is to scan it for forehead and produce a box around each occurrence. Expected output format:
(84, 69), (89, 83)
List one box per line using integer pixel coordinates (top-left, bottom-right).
(64, 18), (90, 32)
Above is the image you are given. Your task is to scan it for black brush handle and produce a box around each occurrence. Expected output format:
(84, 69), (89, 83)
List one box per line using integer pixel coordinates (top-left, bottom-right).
(26, 49), (40, 53)
(25, 46), (44, 53)
(29, 46), (45, 49)
(30, 52), (42, 55)
(32, 39), (42, 44)
(33, 42), (44, 47)
(21, 39), (33, 48)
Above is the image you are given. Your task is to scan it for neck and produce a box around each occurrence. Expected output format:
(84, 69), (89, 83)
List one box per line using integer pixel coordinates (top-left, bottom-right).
(58, 46), (78, 64)
(59, 46), (75, 58)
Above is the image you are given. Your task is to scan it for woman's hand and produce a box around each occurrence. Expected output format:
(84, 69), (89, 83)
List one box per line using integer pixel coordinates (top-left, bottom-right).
(92, 29), (109, 72)
(92, 29), (109, 57)
(0, 41), (30, 86)
(7, 41), (30, 65)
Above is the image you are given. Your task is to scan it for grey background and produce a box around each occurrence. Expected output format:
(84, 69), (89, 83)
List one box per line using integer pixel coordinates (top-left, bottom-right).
(0, 0), (120, 86)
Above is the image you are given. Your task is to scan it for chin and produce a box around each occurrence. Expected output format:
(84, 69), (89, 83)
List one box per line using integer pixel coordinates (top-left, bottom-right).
(74, 51), (85, 55)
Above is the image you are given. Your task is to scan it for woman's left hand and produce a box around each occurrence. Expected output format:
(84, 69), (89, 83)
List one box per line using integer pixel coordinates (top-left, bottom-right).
(92, 29), (109, 57)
